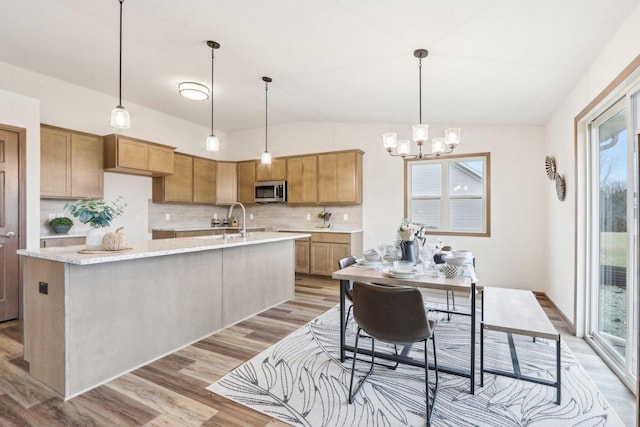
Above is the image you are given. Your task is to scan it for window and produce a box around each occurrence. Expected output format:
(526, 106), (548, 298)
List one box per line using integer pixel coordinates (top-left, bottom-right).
(405, 153), (490, 236)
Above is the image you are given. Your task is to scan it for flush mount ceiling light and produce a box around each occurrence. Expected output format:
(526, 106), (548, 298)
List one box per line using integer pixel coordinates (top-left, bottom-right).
(383, 49), (461, 159)
(178, 81), (210, 100)
(206, 40), (221, 152)
(261, 76), (272, 165)
(110, 0), (130, 129)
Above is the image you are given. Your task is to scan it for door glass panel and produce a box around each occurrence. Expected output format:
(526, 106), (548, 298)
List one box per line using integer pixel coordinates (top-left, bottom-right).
(597, 107), (628, 358)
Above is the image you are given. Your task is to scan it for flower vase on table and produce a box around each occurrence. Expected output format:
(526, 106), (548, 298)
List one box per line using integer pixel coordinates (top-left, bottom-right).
(85, 227), (106, 250)
(65, 197), (127, 250)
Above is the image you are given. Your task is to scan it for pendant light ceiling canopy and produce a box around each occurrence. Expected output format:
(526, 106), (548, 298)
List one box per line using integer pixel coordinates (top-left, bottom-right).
(261, 76), (272, 165)
(383, 49), (460, 159)
(206, 40), (221, 152)
(110, 0), (130, 129)
(178, 81), (210, 100)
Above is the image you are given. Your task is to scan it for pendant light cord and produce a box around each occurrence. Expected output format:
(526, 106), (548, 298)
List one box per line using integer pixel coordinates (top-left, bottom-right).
(210, 47), (215, 134)
(265, 80), (269, 152)
(118, 0), (124, 108)
(418, 57), (422, 125)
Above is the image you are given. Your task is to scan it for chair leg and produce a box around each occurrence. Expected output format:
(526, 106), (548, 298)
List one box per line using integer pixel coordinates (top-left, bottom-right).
(348, 328), (375, 404)
(345, 304), (353, 330)
(426, 333), (439, 425)
(424, 340), (430, 426)
(446, 291), (451, 321)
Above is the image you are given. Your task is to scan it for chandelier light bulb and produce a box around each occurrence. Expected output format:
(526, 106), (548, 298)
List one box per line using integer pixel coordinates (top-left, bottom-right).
(445, 128), (461, 146)
(383, 132), (398, 150)
(398, 140), (411, 155)
(412, 124), (429, 143)
(432, 137), (446, 154)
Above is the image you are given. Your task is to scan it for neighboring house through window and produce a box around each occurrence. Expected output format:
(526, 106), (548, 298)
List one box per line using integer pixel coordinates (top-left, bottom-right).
(405, 153), (490, 236)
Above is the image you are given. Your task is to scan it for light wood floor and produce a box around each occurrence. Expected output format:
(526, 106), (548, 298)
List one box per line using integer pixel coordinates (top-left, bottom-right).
(0, 276), (635, 426)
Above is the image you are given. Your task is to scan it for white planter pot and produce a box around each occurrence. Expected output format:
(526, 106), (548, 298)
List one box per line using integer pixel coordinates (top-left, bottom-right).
(85, 227), (106, 250)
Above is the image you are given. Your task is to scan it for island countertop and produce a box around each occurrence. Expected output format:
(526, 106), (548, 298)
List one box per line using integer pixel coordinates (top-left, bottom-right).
(18, 231), (309, 265)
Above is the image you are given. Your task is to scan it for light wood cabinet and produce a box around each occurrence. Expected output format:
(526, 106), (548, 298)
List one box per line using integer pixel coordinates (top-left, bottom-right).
(216, 162), (237, 204)
(193, 157), (217, 204)
(104, 134), (175, 177)
(41, 125), (103, 199)
(40, 237), (85, 248)
(287, 155), (317, 204)
(292, 231), (363, 276)
(152, 153), (193, 203)
(256, 158), (287, 181)
(318, 150), (363, 204)
(237, 161), (256, 204)
(295, 239), (310, 273)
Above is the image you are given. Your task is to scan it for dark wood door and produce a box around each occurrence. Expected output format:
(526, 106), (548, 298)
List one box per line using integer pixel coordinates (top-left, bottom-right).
(0, 129), (19, 321)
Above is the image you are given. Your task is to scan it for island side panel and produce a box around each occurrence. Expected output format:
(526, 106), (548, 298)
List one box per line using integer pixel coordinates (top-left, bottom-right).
(222, 240), (295, 326)
(24, 257), (67, 395)
(65, 250), (223, 398)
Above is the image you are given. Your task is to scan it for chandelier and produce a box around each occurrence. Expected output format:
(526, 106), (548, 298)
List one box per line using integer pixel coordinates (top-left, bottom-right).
(383, 49), (460, 159)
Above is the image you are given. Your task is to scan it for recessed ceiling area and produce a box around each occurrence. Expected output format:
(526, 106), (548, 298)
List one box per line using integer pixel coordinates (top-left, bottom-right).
(0, 0), (636, 132)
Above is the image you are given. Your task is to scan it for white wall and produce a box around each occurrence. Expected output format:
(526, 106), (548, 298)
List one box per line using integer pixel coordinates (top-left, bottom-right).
(231, 122), (548, 291)
(0, 90), (41, 249)
(0, 61), (228, 244)
(544, 2), (640, 327)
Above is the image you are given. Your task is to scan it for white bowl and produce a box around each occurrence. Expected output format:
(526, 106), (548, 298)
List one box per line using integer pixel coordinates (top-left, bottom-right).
(444, 256), (468, 266)
(393, 260), (415, 273)
(452, 250), (473, 258)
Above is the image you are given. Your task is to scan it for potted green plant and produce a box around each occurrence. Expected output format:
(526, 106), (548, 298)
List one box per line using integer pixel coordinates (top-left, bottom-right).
(65, 197), (127, 249)
(49, 217), (73, 234)
(318, 210), (332, 228)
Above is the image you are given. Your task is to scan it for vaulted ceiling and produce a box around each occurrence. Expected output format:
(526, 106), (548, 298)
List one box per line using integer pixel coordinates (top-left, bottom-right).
(0, 0), (637, 132)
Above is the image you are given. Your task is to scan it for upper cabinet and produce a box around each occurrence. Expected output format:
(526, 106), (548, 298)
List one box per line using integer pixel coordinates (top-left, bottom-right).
(216, 162), (237, 204)
(318, 150), (363, 204)
(104, 134), (175, 177)
(237, 160), (256, 204)
(256, 158), (287, 182)
(193, 157), (217, 204)
(41, 125), (104, 199)
(287, 155), (318, 204)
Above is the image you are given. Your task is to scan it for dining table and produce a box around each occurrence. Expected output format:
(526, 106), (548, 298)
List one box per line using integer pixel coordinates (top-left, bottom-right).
(332, 262), (479, 394)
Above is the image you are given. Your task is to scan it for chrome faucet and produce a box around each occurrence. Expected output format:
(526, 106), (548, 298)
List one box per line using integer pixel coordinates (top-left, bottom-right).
(227, 202), (246, 237)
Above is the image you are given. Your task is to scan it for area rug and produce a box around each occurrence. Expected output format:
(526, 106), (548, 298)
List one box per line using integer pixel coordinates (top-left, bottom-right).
(207, 305), (623, 426)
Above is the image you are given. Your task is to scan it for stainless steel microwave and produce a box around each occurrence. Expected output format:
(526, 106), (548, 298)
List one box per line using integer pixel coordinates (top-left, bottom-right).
(254, 180), (287, 203)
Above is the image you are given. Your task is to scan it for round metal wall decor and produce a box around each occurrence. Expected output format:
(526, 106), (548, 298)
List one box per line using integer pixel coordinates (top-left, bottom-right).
(555, 174), (566, 201)
(545, 155), (556, 180)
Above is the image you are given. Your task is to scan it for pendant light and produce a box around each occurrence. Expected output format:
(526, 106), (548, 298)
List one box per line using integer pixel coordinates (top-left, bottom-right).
(383, 49), (461, 159)
(261, 76), (272, 165)
(206, 40), (221, 151)
(110, 0), (130, 129)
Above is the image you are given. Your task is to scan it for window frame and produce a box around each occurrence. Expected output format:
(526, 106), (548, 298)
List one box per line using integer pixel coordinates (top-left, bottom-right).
(404, 152), (491, 237)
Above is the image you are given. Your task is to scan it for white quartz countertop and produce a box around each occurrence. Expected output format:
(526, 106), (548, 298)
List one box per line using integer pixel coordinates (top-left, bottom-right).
(18, 231), (310, 265)
(278, 227), (363, 234)
(152, 226), (265, 232)
(40, 232), (87, 239)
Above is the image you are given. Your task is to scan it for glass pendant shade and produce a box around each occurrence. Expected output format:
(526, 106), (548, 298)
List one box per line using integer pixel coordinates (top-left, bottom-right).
(445, 128), (461, 146)
(206, 134), (220, 152)
(261, 151), (272, 165)
(110, 106), (130, 129)
(412, 124), (429, 143)
(397, 140), (411, 155)
(382, 132), (398, 149)
(432, 137), (446, 154)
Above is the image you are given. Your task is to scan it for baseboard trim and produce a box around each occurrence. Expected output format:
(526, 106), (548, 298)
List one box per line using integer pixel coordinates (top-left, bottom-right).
(533, 291), (576, 335)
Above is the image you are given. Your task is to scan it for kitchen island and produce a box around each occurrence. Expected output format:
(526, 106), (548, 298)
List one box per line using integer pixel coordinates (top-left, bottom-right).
(17, 231), (307, 399)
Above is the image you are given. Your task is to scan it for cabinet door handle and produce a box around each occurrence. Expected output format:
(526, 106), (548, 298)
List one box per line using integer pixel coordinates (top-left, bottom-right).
(1, 231), (16, 238)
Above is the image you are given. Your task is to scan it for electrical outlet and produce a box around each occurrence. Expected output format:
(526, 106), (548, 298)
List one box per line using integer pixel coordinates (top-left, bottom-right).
(48, 213), (55, 221)
(343, 213), (348, 221)
(249, 213), (254, 220)
(165, 213), (171, 221)
(306, 213), (311, 221)
(39, 281), (48, 295)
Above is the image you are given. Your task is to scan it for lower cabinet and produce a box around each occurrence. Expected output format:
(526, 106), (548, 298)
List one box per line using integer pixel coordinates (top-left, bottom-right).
(40, 237), (85, 248)
(295, 232), (363, 276)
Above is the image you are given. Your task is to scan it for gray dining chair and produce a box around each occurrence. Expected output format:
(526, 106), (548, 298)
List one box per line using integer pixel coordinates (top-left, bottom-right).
(337, 255), (358, 328)
(348, 281), (439, 425)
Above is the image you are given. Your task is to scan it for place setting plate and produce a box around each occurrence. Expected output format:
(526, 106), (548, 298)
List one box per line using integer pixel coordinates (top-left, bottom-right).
(382, 267), (421, 278)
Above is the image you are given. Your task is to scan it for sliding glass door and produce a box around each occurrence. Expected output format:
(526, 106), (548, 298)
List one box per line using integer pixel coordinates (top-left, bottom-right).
(588, 94), (638, 390)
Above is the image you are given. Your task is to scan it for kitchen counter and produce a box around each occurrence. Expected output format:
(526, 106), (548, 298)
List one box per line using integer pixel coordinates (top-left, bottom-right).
(40, 232), (86, 239)
(19, 231), (304, 399)
(20, 231), (301, 265)
(151, 225), (265, 232)
(278, 227), (364, 234)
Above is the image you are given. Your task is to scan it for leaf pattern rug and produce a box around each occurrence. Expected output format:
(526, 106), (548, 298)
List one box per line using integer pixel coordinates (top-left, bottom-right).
(207, 305), (623, 426)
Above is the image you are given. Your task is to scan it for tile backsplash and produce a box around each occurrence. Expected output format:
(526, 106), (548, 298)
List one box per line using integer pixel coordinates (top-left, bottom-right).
(148, 202), (362, 231)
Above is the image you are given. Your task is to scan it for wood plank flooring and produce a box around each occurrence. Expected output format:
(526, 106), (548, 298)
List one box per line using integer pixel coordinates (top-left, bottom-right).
(0, 276), (635, 426)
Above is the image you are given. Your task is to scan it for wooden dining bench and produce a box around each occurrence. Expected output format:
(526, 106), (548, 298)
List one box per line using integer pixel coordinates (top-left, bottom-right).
(480, 286), (561, 404)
